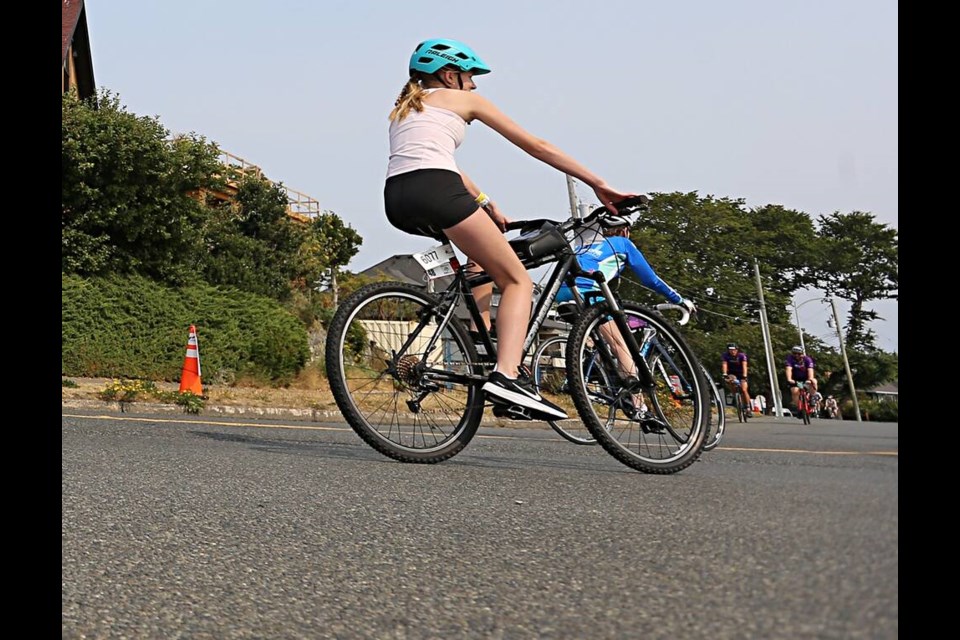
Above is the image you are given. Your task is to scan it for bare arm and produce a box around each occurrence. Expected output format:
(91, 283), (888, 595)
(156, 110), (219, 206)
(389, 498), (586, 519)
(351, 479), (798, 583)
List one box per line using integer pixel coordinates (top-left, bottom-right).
(464, 93), (634, 210)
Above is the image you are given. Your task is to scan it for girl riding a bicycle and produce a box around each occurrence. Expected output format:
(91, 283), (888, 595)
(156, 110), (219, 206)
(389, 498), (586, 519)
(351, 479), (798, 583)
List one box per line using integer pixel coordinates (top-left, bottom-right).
(384, 37), (634, 420)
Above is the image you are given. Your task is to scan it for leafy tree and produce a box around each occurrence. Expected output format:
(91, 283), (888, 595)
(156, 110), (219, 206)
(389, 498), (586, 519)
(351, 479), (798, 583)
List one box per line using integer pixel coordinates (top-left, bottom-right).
(198, 177), (311, 301)
(62, 89), (223, 283)
(304, 212), (363, 306)
(311, 212), (363, 270)
(745, 204), (823, 321)
(621, 192), (755, 333)
(620, 192), (815, 333)
(815, 212), (898, 350)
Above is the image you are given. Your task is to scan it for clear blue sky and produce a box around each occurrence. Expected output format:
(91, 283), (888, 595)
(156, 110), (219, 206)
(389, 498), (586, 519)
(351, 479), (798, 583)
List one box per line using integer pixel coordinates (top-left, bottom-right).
(85, 0), (898, 352)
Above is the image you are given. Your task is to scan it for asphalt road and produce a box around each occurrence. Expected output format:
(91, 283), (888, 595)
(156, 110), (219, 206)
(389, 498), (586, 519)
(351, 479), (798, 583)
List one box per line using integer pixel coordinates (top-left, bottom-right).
(62, 411), (898, 639)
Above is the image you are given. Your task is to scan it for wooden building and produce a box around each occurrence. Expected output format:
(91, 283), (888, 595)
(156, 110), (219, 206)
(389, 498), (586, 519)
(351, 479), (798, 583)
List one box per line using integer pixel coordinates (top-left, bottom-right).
(62, 0), (95, 98)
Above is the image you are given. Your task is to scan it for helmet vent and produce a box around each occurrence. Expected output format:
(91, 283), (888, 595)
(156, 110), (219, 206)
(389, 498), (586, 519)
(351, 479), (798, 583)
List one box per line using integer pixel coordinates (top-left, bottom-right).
(432, 44), (451, 50)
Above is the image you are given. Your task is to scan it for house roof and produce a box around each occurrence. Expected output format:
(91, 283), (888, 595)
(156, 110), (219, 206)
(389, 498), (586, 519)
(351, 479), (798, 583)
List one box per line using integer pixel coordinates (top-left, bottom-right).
(357, 255), (570, 331)
(62, 0), (84, 63)
(359, 254), (435, 287)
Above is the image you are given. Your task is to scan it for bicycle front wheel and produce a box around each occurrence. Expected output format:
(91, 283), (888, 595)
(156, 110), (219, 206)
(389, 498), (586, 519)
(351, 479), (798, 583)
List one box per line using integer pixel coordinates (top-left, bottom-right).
(324, 281), (484, 463)
(701, 366), (725, 452)
(531, 336), (598, 445)
(566, 302), (710, 474)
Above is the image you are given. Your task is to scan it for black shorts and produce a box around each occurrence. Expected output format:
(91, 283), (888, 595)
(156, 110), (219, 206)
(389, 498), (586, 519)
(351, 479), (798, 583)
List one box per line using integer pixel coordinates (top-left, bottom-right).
(384, 169), (480, 240)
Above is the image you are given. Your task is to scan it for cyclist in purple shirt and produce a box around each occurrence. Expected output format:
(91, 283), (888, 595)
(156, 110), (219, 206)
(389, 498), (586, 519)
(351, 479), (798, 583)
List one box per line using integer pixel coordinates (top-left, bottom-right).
(785, 345), (818, 411)
(721, 343), (751, 416)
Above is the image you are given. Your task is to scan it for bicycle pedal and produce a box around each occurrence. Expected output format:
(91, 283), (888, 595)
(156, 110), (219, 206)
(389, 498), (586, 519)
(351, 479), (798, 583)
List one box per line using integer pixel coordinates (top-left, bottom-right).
(639, 416), (667, 434)
(491, 402), (535, 421)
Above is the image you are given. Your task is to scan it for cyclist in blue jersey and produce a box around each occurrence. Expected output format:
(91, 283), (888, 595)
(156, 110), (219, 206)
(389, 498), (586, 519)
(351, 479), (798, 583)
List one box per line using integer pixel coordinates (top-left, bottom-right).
(556, 215), (696, 419)
(721, 342), (751, 418)
(785, 345), (818, 412)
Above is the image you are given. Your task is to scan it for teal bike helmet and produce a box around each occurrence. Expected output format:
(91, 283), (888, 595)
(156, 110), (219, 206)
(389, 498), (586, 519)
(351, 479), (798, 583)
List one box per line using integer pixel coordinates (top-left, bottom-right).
(409, 38), (492, 76)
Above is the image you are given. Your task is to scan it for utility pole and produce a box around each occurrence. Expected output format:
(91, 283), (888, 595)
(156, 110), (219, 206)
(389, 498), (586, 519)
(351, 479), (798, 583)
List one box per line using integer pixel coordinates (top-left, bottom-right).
(754, 259), (783, 418)
(566, 175), (580, 219)
(792, 304), (806, 353)
(829, 297), (862, 422)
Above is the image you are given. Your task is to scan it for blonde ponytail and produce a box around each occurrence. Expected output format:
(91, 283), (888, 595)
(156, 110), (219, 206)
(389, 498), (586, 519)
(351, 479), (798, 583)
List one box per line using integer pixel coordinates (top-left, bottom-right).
(389, 78), (427, 121)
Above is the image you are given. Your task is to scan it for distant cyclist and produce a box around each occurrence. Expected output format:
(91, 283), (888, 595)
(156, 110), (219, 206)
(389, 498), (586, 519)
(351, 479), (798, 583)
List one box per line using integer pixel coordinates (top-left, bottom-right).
(556, 215), (695, 420)
(720, 342), (751, 418)
(785, 345), (817, 413)
(824, 395), (839, 419)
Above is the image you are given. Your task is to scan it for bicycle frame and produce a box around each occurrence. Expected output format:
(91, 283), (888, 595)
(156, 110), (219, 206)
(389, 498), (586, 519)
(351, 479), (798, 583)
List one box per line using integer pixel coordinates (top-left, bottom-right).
(402, 207), (659, 394)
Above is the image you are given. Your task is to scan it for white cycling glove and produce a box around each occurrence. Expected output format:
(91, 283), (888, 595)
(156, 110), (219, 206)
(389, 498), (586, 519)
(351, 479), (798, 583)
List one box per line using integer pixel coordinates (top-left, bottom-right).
(680, 298), (697, 315)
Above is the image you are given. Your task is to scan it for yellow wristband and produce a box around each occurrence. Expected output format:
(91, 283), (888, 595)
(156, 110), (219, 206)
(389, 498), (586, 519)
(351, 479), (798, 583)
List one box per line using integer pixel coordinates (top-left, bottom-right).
(475, 192), (490, 208)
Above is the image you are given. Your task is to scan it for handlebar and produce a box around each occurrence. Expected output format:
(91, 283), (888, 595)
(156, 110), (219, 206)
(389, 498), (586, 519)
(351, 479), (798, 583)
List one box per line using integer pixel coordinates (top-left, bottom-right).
(654, 303), (691, 326)
(502, 194), (651, 235)
(578, 195), (650, 225)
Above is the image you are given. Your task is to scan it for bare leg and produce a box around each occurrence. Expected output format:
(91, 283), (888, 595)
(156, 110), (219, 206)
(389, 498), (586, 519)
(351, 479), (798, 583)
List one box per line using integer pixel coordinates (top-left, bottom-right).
(445, 210), (532, 378)
(597, 320), (645, 411)
(470, 280), (493, 332)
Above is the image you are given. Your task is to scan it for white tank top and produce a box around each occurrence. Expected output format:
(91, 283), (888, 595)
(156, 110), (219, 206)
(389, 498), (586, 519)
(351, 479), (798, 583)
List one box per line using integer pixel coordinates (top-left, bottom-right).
(386, 88), (466, 178)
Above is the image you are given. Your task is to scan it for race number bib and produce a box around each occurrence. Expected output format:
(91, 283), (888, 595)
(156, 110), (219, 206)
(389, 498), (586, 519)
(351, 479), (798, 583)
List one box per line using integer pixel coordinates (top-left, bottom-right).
(412, 243), (456, 280)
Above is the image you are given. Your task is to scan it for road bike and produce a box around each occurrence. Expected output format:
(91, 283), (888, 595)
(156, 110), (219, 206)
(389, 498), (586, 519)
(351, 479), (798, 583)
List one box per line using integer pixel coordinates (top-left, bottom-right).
(724, 376), (750, 423)
(325, 196), (711, 474)
(532, 302), (726, 453)
(651, 303), (725, 452)
(793, 380), (814, 425)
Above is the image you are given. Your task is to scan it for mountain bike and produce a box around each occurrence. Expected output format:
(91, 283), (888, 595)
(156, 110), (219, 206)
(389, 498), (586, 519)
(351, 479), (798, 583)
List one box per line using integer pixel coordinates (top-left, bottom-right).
(654, 303), (726, 452)
(793, 380), (814, 425)
(325, 196), (711, 474)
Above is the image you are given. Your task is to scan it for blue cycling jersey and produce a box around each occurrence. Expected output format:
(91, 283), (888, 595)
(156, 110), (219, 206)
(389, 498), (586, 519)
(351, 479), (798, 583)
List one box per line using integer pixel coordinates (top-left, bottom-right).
(558, 236), (682, 304)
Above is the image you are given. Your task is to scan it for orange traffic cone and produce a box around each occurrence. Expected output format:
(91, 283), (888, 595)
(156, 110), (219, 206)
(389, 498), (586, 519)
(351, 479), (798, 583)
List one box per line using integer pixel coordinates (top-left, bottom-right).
(179, 324), (203, 395)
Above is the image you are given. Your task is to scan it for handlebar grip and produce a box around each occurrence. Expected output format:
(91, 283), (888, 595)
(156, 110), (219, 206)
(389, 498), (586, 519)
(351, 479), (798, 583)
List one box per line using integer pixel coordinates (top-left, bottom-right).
(582, 194), (651, 223)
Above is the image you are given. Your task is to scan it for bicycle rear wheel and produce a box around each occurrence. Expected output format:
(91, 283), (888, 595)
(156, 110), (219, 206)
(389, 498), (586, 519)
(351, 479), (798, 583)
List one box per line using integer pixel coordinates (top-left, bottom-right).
(531, 336), (600, 445)
(701, 366), (725, 452)
(325, 281), (484, 463)
(566, 302), (709, 474)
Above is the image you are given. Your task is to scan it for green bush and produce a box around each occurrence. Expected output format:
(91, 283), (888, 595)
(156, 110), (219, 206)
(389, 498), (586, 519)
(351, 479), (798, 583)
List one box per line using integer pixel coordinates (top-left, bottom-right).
(62, 274), (309, 383)
(840, 397), (898, 422)
(62, 89), (223, 284)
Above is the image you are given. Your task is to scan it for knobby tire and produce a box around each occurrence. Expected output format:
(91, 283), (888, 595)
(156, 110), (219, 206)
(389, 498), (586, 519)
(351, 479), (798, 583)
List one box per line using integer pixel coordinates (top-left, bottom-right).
(565, 302), (709, 474)
(325, 281), (484, 463)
